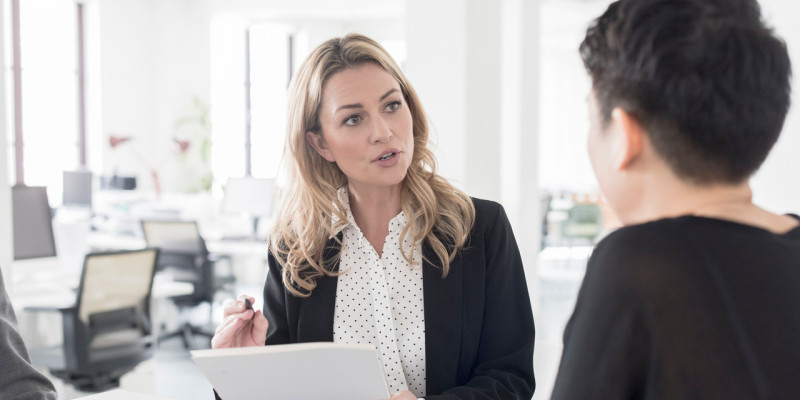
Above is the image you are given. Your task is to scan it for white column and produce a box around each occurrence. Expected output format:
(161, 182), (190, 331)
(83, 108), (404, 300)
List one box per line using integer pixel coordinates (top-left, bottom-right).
(464, 1), (502, 201)
(501, 0), (541, 311)
(0, 1), (13, 284)
(405, 0), (504, 202)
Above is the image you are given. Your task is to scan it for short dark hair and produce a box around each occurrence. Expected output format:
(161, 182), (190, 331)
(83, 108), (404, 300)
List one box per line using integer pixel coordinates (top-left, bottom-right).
(581, 0), (792, 184)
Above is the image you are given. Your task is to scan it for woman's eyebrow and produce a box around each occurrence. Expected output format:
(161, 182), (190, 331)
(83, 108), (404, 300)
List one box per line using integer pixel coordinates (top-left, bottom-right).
(379, 88), (399, 102)
(334, 88), (400, 114)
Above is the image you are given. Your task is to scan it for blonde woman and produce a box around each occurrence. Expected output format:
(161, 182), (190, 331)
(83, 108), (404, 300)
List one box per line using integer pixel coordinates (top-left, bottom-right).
(212, 33), (535, 399)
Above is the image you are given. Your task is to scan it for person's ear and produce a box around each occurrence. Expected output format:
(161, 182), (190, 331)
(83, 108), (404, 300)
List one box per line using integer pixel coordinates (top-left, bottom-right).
(306, 131), (335, 162)
(610, 108), (644, 171)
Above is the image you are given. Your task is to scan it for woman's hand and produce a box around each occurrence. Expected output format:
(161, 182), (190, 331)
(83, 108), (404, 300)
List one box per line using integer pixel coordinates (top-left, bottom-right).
(211, 295), (269, 348)
(385, 390), (417, 400)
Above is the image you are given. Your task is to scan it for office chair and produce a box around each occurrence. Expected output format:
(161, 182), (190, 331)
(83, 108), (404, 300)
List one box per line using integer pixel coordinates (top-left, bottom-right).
(140, 220), (234, 349)
(27, 248), (160, 392)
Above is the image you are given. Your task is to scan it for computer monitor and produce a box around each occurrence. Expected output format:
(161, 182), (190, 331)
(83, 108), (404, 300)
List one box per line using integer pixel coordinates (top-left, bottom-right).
(12, 186), (57, 260)
(63, 170), (93, 207)
(99, 175), (137, 190)
(222, 177), (275, 238)
(141, 220), (204, 255)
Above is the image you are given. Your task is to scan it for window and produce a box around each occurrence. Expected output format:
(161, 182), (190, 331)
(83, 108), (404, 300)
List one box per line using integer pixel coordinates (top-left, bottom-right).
(3, 0), (85, 205)
(210, 20), (292, 185)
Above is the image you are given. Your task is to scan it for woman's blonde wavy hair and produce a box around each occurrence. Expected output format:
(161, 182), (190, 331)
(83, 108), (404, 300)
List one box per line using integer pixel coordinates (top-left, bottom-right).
(270, 33), (476, 297)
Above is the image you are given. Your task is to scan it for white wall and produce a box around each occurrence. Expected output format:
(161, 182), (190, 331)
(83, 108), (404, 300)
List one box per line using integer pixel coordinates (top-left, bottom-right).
(405, 0), (468, 190)
(464, 1), (502, 201)
(0, 0), (12, 283)
(96, 0), (212, 193)
(209, 0), (403, 22)
(97, 0), (157, 187)
(151, 0), (213, 193)
(751, 0), (800, 214)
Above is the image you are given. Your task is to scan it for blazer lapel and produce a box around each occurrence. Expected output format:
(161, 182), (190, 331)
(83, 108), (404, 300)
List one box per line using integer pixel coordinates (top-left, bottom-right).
(423, 241), (463, 394)
(295, 234), (342, 343)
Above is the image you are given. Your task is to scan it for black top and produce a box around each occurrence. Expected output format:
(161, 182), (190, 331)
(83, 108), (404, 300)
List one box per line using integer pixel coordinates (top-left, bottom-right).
(551, 215), (800, 400)
(263, 198), (535, 399)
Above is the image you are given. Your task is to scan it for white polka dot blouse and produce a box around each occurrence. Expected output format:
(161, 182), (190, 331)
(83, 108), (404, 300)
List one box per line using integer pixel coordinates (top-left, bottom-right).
(332, 188), (427, 398)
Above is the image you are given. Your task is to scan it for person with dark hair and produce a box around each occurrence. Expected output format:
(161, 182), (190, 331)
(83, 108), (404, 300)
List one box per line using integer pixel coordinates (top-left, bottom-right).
(0, 267), (58, 400)
(552, 0), (800, 398)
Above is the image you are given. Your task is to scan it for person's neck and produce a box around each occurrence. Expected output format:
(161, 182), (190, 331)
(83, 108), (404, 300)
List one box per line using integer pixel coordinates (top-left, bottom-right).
(619, 172), (797, 234)
(347, 183), (403, 254)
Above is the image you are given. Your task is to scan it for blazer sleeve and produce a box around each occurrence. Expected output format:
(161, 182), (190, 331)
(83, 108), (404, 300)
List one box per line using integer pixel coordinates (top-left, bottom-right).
(263, 251), (291, 345)
(432, 202), (536, 399)
(0, 269), (58, 400)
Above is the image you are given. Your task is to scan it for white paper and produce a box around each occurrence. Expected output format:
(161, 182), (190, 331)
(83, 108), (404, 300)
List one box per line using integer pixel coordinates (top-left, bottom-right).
(191, 342), (391, 400)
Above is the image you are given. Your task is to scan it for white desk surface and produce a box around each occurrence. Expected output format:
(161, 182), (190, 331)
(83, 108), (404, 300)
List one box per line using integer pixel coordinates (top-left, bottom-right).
(75, 389), (175, 400)
(9, 257), (194, 310)
(87, 232), (269, 256)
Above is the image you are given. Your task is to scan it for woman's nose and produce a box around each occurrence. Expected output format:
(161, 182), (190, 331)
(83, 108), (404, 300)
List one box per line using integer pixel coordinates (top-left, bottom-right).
(369, 117), (393, 144)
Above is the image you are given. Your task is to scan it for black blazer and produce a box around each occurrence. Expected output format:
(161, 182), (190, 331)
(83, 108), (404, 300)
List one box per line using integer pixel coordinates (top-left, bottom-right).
(263, 198), (535, 399)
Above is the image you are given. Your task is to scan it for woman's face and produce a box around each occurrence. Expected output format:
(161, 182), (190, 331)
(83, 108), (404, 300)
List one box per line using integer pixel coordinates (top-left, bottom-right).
(308, 63), (414, 194)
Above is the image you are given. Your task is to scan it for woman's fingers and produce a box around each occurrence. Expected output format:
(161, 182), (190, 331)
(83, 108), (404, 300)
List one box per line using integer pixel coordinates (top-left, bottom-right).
(215, 310), (250, 335)
(222, 295), (254, 316)
(212, 309), (254, 348)
(249, 310), (269, 344)
(215, 296), (267, 348)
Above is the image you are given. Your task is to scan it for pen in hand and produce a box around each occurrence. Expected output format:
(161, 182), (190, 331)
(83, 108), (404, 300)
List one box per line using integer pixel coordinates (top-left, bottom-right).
(242, 298), (256, 324)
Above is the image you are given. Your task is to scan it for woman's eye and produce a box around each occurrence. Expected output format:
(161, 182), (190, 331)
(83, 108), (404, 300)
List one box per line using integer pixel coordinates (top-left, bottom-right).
(385, 101), (401, 112)
(344, 115), (361, 126)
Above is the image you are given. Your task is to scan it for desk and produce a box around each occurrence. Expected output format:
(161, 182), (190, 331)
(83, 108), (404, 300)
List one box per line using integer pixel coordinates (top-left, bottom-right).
(9, 257), (194, 349)
(9, 258), (195, 309)
(87, 232), (269, 257)
(87, 232), (270, 288)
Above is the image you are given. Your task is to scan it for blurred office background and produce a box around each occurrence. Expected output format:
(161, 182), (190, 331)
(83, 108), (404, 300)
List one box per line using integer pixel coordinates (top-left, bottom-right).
(1, 0), (799, 399)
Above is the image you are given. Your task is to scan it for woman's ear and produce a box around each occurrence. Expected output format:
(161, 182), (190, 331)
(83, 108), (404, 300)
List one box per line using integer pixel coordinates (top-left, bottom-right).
(306, 131), (335, 162)
(610, 108), (644, 171)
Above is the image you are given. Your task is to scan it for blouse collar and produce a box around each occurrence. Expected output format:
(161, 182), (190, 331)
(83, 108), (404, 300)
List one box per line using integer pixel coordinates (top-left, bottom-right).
(331, 186), (407, 237)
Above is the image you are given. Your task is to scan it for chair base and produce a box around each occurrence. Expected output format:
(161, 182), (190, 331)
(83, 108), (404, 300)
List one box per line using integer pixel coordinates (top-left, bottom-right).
(50, 369), (124, 393)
